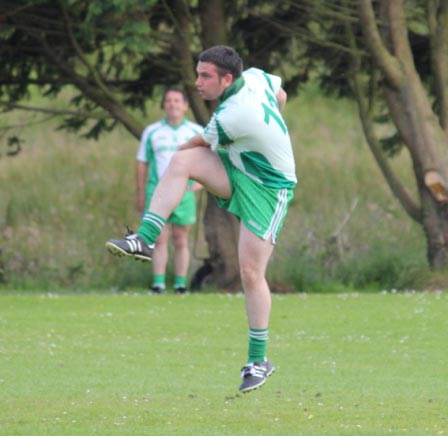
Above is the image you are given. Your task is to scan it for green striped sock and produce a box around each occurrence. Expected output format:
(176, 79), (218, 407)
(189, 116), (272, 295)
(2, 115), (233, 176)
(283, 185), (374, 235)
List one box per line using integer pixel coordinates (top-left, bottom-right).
(152, 274), (166, 290)
(138, 212), (165, 245)
(248, 328), (269, 363)
(174, 275), (186, 289)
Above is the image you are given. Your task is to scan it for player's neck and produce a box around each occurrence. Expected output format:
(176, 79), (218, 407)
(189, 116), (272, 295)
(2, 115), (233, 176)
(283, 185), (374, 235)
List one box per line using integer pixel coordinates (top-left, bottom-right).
(166, 116), (184, 127)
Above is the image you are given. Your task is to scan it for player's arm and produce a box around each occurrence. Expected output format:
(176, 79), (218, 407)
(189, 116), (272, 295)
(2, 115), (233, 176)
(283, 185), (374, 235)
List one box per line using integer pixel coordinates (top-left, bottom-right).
(178, 134), (211, 150)
(276, 87), (287, 111)
(136, 160), (147, 214)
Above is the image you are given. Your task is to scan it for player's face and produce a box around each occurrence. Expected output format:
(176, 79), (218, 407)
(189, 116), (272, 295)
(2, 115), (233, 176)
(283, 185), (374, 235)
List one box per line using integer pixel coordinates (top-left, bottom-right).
(163, 91), (188, 123)
(195, 62), (233, 100)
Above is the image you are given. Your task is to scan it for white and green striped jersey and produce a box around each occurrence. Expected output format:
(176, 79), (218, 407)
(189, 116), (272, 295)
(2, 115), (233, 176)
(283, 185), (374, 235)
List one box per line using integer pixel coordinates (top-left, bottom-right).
(202, 67), (297, 189)
(137, 118), (203, 186)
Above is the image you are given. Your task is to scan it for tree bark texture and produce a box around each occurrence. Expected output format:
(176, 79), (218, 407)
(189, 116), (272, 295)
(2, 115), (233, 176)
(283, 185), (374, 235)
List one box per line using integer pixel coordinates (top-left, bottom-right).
(203, 193), (241, 289)
(359, 0), (448, 269)
(171, 0), (241, 289)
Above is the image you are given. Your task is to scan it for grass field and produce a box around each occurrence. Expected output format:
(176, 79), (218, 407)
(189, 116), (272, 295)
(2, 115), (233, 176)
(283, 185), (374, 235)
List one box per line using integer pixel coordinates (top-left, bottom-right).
(1, 292), (447, 435)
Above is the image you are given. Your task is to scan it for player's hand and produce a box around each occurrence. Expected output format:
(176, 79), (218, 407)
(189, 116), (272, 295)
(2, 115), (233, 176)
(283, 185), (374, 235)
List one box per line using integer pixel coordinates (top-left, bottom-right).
(178, 142), (197, 150)
(188, 182), (203, 192)
(178, 134), (211, 150)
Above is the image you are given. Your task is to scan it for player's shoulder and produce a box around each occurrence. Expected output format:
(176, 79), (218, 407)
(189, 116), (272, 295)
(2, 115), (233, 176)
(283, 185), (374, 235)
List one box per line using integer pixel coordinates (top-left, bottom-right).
(183, 119), (203, 133)
(243, 67), (264, 77)
(142, 120), (164, 133)
(243, 67), (268, 84)
(243, 68), (281, 94)
(141, 120), (164, 140)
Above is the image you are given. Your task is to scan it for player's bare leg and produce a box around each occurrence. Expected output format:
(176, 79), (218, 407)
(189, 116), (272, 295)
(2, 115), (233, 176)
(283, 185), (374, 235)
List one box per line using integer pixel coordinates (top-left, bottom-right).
(172, 224), (191, 293)
(149, 147), (231, 219)
(238, 223), (275, 392)
(151, 225), (170, 293)
(106, 147), (229, 260)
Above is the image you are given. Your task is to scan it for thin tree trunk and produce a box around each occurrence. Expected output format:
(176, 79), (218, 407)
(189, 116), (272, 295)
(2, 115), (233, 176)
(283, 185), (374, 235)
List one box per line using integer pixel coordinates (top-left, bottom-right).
(358, 0), (448, 269)
(170, 0), (241, 289)
(428, 0), (448, 133)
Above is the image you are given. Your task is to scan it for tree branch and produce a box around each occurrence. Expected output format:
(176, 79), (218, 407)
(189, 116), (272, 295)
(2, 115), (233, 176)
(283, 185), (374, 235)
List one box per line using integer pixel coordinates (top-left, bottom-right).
(301, 0), (360, 23)
(30, 31), (143, 139)
(0, 99), (110, 119)
(358, 0), (404, 90)
(170, 0), (210, 126)
(249, 11), (366, 57)
(0, 77), (150, 87)
(354, 79), (422, 223)
(345, 16), (422, 223)
(385, 0), (414, 62)
(428, 0), (448, 132)
(58, 0), (118, 103)
(0, 114), (56, 132)
(199, 0), (228, 47)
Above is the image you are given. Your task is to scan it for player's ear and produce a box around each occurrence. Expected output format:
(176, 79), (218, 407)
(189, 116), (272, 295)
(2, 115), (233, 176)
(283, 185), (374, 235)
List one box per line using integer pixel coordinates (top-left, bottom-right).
(223, 72), (234, 87)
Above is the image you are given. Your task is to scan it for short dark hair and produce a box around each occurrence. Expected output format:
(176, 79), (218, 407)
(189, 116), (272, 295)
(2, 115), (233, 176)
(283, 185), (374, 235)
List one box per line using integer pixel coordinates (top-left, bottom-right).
(161, 87), (188, 108)
(198, 45), (243, 80)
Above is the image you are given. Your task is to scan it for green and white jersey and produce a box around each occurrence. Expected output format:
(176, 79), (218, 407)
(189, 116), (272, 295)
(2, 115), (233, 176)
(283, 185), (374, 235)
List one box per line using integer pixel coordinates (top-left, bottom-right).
(137, 118), (203, 188)
(202, 67), (297, 189)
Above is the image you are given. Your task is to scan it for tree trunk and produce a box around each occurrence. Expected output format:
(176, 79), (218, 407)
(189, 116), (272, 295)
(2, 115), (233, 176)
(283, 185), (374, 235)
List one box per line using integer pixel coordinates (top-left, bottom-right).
(381, 25), (448, 269)
(383, 77), (448, 268)
(171, 0), (241, 289)
(203, 193), (240, 289)
(197, 0), (241, 289)
(419, 184), (448, 269)
(359, 0), (448, 269)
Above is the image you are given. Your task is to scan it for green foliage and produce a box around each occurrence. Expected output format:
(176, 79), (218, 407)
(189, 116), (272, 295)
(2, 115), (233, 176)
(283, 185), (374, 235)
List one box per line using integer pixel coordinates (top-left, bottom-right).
(296, 1), (433, 96)
(0, 0), (157, 137)
(1, 85), (434, 291)
(336, 245), (423, 291)
(373, 114), (404, 157)
(270, 246), (423, 294)
(1, 293), (447, 435)
(0, 0), (311, 138)
(1, 0), (445, 287)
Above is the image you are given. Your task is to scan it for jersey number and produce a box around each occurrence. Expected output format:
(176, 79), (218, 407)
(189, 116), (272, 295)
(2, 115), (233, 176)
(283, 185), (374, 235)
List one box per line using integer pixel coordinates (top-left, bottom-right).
(261, 89), (287, 134)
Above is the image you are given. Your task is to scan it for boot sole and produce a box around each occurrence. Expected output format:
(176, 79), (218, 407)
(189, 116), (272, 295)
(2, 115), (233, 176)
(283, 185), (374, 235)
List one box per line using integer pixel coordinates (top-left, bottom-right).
(239, 366), (275, 393)
(105, 242), (152, 262)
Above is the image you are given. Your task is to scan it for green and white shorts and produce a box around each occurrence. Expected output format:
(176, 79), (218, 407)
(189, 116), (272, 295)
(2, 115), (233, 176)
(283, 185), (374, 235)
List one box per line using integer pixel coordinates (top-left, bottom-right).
(216, 149), (294, 243)
(145, 185), (197, 226)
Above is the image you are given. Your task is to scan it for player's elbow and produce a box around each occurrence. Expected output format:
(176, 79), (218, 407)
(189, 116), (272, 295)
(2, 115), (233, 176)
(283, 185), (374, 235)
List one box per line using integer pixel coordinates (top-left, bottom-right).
(276, 88), (287, 111)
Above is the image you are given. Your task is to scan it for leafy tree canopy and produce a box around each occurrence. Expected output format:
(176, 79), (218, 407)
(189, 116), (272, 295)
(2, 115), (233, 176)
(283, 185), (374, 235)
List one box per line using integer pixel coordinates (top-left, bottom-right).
(0, 0), (310, 139)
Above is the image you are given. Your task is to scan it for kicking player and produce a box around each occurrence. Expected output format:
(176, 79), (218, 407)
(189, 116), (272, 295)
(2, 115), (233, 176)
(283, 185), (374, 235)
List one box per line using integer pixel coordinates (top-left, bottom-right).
(107, 46), (297, 392)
